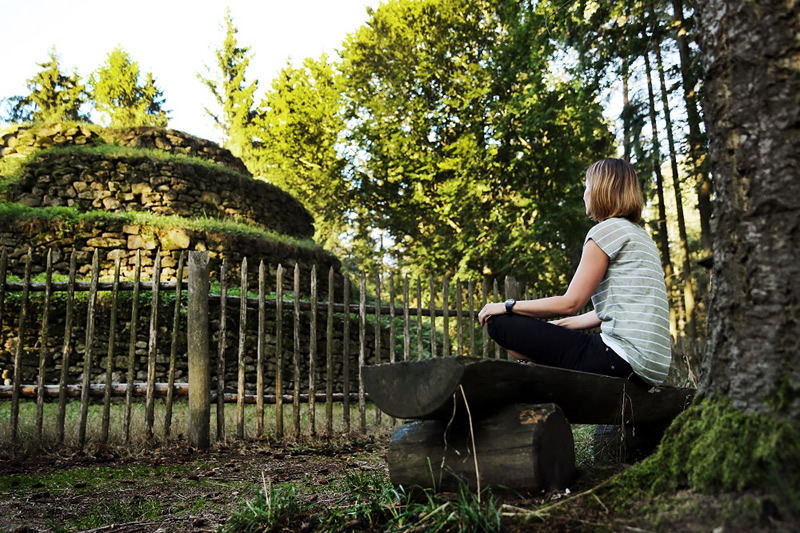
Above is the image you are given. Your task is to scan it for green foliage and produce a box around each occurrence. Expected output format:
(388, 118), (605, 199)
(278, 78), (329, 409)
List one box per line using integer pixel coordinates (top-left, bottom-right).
(602, 396), (800, 513)
(339, 0), (613, 290)
(220, 478), (312, 533)
(251, 55), (348, 252)
(198, 9), (258, 159)
(388, 482), (502, 532)
(1, 48), (89, 123)
(320, 469), (400, 530)
(223, 467), (502, 532)
(68, 498), (163, 530)
(89, 47), (168, 128)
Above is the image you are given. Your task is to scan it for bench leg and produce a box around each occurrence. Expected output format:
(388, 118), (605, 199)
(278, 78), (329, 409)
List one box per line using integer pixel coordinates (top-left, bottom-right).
(592, 419), (670, 463)
(387, 403), (575, 493)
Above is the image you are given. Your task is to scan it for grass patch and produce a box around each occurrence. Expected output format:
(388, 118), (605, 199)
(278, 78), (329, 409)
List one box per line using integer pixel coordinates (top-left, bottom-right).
(1, 136), (252, 186)
(67, 497), (163, 530)
(221, 477), (313, 533)
(28, 143), (251, 178)
(0, 399), (391, 454)
(0, 200), (322, 252)
(223, 467), (504, 533)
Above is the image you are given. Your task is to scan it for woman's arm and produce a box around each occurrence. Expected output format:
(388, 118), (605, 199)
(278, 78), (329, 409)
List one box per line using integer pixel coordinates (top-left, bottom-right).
(478, 239), (609, 325)
(550, 310), (601, 330)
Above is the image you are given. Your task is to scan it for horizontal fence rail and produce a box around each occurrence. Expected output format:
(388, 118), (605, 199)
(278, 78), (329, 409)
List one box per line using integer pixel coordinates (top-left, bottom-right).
(0, 247), (535, 450)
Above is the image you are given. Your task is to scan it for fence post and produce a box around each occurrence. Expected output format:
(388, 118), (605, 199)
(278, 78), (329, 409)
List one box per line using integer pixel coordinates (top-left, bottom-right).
(188, 251), (211, 449)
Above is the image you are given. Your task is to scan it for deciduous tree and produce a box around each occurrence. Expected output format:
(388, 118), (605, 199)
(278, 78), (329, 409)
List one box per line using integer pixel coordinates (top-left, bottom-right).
(250, 56), (348, 250)
(340, 0), (613, 288)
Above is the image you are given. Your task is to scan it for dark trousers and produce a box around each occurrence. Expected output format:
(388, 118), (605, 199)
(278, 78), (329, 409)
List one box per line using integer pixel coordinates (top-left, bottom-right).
(486, 313), (639, 380)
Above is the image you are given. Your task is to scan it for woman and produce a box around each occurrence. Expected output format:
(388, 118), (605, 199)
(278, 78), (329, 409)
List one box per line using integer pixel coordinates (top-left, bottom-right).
(478, 158), (671, 385)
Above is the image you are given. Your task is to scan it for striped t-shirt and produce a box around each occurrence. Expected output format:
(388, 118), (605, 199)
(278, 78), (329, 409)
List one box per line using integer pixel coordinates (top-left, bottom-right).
(585, 218), (672, 385)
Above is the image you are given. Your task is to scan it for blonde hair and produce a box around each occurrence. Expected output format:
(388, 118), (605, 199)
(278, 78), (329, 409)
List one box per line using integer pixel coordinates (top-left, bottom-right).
(586, 158), (644, 222)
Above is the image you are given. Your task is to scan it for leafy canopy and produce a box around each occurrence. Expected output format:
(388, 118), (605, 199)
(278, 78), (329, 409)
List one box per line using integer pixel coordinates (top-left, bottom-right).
(2, 48), (89, 124)
(198, 9), (258, 159)
(250, 55), (348, 252)
(89, 47), (168, 128)
(338, 0), (614, 288)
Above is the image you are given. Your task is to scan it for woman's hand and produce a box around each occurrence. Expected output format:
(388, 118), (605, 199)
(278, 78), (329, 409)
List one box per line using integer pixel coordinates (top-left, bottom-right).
(478, 302), (506, 326)
(548, 310), (601, 330)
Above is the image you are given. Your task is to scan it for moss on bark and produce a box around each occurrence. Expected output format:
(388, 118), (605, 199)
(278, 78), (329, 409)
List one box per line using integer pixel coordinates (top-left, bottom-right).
(600, 396), (800, 513)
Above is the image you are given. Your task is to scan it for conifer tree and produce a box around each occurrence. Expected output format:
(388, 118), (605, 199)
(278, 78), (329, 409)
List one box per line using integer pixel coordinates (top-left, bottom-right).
(198, 9), (258, 159)
(2, 48), (88, 123)
(89, 47), (168, 128)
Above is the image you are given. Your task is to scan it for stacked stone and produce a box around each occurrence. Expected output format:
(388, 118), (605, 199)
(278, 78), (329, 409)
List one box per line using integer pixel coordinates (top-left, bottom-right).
(4, 150), (314, 239)
(0, 123), (246, 173)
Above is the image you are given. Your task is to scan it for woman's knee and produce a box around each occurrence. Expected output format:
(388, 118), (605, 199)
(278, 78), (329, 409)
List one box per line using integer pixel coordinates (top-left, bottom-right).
(486, 315), (509, 344)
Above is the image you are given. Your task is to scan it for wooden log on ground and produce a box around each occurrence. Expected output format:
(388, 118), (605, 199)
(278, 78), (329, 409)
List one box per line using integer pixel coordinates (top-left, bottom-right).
(363, 356), (695, 425)
(388, 403), (574, 492)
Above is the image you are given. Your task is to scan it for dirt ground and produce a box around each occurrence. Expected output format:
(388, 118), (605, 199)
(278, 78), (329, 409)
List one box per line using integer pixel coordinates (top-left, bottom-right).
(0, 437), (391, 532)
(1, 438), (796, 532)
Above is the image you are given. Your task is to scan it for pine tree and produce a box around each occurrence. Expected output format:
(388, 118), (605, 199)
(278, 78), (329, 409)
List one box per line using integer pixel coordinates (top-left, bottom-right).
(89, 47), (168, 128)
(198, 9), (258, 158)
(2, 48), (88, 123)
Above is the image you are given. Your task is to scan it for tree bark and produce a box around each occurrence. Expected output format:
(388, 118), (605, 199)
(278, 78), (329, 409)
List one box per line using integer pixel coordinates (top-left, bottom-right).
(652, 6), (698, 371)
(643, 41), (681, 339)
(696, 1), (800, 417)
(671, 0), (713, 252)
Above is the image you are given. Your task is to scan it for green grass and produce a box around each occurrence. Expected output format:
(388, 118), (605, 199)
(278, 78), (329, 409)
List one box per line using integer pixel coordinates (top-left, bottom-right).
(0, 200), (322, 252)
(220, 477), (313, 533)
(67, 497), (163, 530)
(0, 399), (391, 454)
(1, 136), (251, 183)
(222, 466), (504, 533)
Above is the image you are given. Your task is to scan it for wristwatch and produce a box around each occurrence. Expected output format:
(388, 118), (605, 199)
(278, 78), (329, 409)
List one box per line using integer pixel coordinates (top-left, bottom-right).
(504, 299), (516, 314)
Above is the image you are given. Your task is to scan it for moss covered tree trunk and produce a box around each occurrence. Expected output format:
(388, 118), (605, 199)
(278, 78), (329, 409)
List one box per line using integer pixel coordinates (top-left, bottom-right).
(617, 0), (800, 502)
(605, 1), (800, 508)
(697, 0), (800, 416)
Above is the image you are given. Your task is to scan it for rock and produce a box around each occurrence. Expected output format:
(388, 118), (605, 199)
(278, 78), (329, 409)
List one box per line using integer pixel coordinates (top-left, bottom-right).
(157, 228), (191, 250)
(128, 234), (158, 250)
(87, 236), (126, 248)
(131, 182), (152, 195)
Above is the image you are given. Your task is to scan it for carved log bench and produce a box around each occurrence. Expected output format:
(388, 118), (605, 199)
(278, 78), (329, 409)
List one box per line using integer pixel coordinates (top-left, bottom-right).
(362, 356), (695, 493)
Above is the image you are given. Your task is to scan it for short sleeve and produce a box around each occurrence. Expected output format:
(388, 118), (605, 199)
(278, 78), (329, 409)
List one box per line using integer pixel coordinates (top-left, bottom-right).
(585, 219), (629, 261)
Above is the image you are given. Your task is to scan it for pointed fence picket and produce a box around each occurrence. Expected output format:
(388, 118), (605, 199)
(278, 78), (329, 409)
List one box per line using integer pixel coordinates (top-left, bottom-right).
(1, 247), (526, 449)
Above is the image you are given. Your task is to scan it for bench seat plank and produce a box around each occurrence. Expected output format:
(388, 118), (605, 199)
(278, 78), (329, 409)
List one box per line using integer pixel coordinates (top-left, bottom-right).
(362, 356), (695, 425)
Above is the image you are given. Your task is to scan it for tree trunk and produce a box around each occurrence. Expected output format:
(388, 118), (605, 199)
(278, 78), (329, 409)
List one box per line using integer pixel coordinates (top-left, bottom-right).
(697, 1), (800, 417)
(671, 0), (713, 253)
(622, 55), (631, 162)
(652, 8), (698, 378)
(642, 41), (681, 340)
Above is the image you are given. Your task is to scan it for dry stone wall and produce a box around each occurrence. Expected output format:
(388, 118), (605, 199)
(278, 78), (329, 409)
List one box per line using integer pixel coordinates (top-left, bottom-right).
(0, 123), (352, 391)
(1, 123), (247, 173)
(2, 130), (314, 240)
(0, 216), (338, 284)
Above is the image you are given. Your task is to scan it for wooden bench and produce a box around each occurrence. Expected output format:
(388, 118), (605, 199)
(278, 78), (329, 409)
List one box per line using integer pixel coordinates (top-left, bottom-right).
(363, 356), (695, 493)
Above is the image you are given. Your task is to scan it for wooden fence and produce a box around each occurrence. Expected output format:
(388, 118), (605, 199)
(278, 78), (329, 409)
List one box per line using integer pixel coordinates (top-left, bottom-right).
(1, 248), (532, 449)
